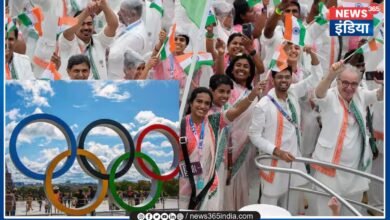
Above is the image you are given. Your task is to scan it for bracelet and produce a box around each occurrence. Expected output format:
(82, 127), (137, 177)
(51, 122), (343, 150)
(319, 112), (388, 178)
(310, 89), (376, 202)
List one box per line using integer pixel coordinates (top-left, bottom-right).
(275, 7), (283, 16)
(247, 96), (254, 103)
(249, 50), (256, 56)
(205, 32), (214, 39)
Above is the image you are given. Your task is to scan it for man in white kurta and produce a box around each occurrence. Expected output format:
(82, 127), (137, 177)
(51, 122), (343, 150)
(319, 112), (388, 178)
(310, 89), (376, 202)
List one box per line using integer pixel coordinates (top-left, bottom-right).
(58, 0), (117, 80)
(6, 28), (35, 80)
(107, 0), (148, 79)
(249, 47), (322, 215)
(311, 62), (383, 216)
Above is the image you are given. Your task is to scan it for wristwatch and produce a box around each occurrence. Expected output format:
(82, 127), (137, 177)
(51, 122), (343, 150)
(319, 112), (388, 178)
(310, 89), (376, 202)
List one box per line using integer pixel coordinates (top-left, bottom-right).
(249, 50), (257, 56)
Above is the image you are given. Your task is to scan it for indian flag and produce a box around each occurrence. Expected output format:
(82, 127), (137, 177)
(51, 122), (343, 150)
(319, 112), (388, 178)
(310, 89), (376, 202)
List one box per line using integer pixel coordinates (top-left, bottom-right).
(57, 16), (78, 35)
(18, 7), (44, 36)
(269, 44), (288, 72)
(6, 17), (17, 37)
(160, 23), (176, 60)
(150, 0), (164, 17)
(176, 52), (214, 75)
(272, 0), (281, 7)
(40, 62), (62, 80)
(247, 0), (261, 7)
(339, 0), (371, 7)
(284, 14), (306, 46)
(180, 0), (208, 28)
(373, 3), (384, 28)
(206, 10), (217, 27)
(315, 2), (329, 26)
(356, 38), (382, 54)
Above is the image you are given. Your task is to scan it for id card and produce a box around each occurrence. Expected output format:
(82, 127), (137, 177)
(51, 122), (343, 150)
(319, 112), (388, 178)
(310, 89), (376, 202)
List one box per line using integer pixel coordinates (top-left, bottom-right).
(179, 161), (203, 177)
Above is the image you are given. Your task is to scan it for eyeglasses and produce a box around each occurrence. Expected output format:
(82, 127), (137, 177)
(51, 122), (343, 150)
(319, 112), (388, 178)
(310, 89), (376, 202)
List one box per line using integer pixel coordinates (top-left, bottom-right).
(338, 79), (359, 88)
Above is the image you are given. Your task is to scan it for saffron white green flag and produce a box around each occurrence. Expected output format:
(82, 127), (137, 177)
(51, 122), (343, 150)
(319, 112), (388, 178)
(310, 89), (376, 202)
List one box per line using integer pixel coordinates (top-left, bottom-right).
(180, 0), (208, 28)
(150, 0), (164, 16)
(177, 52), (214, 75)
(284, 14), (306, 47)
(6, 17), (17, 37)
(18, 7), (44, 36)
(206, 10), (217, 26)
(315, 2), (328, 26)
(160, 24), (177, 60)
(40, 62), (62, 80)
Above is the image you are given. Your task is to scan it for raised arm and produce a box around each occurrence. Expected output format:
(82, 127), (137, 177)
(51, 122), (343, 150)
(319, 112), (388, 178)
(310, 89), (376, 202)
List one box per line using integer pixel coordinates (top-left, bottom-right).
(98, 0), (119, 37)
(225, 80), (267, 121)
(63, 2), (96, 41)
(263, 0), (289, 39)
(252, 7), (268, 39)
(315, 61), (344, 99)
(242, 35), (265, 75)
(152, 29), (167, 57)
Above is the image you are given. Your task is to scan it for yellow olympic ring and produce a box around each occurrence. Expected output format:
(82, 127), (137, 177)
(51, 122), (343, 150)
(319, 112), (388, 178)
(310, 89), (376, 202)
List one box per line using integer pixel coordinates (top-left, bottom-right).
(44, 149), (108, 216)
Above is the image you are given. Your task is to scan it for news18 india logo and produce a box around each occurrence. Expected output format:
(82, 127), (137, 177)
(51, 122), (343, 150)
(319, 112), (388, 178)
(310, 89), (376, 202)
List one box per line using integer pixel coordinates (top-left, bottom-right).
(8, 114), (180, 216)
(329, 3), (381, 36)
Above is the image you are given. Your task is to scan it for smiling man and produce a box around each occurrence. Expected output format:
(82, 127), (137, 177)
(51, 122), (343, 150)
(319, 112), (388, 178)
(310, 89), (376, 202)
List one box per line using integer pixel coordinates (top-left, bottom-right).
(311, 61), (384, 216)
(249, 46), (322, 215)
(58, 0), (118, 80)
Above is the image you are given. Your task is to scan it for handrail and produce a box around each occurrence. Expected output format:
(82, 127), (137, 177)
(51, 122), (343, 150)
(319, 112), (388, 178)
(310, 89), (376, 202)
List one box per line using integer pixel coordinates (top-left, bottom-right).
(255, 155), (362, 216)
(256, 155), (383, 183)
(290, 187), (384, 215)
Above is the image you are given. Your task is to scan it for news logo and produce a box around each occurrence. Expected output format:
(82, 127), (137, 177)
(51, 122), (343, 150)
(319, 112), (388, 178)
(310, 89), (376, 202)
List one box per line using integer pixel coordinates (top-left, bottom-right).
(329, 5), (377, 36)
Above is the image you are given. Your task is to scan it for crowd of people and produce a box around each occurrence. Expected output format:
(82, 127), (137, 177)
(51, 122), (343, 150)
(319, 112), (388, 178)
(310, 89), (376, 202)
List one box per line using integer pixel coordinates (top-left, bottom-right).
(5, 0), (384, 217)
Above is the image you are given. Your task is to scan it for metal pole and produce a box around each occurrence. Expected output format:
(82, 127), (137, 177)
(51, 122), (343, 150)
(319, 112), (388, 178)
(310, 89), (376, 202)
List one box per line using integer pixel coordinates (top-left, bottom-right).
(285, 161), (293, 211)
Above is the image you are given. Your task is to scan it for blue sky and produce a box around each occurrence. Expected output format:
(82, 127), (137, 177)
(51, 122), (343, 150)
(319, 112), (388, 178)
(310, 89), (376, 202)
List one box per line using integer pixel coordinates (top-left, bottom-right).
(5, 80), (179, 184)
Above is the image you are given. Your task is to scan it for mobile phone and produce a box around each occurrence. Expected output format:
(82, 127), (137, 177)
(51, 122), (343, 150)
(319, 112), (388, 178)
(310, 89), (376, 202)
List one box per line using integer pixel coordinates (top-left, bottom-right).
(242, 23), (253, 38)
(366, 71), (384, 80)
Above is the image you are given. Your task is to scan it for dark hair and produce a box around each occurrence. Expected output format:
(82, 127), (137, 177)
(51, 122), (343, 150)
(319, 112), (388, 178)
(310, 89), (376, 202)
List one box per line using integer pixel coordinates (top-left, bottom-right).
(225, 54), (255, 89)
(67, 54), (91, 70)
(177, 34), (190, 46)
(74, 10), (95, 19)
(271, 66), (293, 78)
(343, 49), (364, 65)
(227, 32), (243, 46)
(186, 87), (213, 115)
(209, 74), (234, 91)
(233, 0), (250, 25)
(287, 0), (301, 14)
(5, 26), (18, 40)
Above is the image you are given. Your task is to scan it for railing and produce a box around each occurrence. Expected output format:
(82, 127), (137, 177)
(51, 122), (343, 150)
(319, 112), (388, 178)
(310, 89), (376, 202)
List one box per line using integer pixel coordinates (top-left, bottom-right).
(255, 155), (384, 216)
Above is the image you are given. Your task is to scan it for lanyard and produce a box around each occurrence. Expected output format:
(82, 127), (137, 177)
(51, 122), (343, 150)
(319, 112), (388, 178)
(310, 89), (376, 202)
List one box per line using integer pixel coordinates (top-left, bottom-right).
(118, 19), (142, 38)
(82, 44), (100, 80)
(168, 55), (175, 79)
(8, 61), (18, 80)
(189, 117), (205, 151)
(267, 95), (298, 129)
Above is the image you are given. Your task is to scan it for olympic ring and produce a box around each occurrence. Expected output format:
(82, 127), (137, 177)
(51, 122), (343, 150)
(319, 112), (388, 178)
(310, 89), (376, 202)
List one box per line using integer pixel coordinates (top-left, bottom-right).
(77, 119), (135, 180)
(135, 124), (180, 180)
(9, 114), (77, 180)
(9, 113), (180, 215)
(44, 149), (108, 216)
(108, 152), (162, 212)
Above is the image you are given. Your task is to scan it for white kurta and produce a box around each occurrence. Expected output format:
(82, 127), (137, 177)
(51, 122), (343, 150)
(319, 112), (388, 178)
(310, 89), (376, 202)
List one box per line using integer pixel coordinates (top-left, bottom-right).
(249, 64), (322, 197)
(107, 19), (148, 79)
(9, 53), (35, 80)
(58, 31), (113, 80)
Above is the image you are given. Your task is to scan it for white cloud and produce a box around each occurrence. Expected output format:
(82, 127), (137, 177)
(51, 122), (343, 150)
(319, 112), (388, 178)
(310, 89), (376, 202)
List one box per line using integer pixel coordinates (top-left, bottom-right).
(72, 104), (87, 108)
(6, 121), (66, 144)
(136, 80), (150, 88)
(130, 117), (179, 138)
(9, 81), (54, 107)
(6, 108), (25, 121)
(88, 122), (136, 137)
(147, 150), (173, 157)
(135, 111), (156, 124)
(32, 107), (43, 114)
(90, 82), (131, 102)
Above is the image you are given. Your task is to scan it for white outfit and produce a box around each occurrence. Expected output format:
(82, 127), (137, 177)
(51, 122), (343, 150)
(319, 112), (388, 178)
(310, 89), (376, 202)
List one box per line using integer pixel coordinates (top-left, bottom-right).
(311, 87), (380, 216)
(8, 53), (35, 80)
(249, 64), (322, 214)
(58, 31), (114, 80)
(107, 19), (148, 79)
(144, 1), (162, 51)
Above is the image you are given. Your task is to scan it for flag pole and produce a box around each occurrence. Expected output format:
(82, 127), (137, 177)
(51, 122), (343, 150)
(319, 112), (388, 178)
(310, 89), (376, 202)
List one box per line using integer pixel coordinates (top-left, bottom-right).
(179, 0), (213, 122)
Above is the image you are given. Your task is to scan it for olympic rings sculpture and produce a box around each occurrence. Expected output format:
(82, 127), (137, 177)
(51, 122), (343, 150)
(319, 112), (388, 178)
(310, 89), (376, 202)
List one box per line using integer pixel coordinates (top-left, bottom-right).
(9, 113), (180, 215)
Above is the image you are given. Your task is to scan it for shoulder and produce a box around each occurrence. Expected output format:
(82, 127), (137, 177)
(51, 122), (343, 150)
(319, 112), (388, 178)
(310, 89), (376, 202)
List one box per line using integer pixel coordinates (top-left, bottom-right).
(14, 53), (31, 63)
